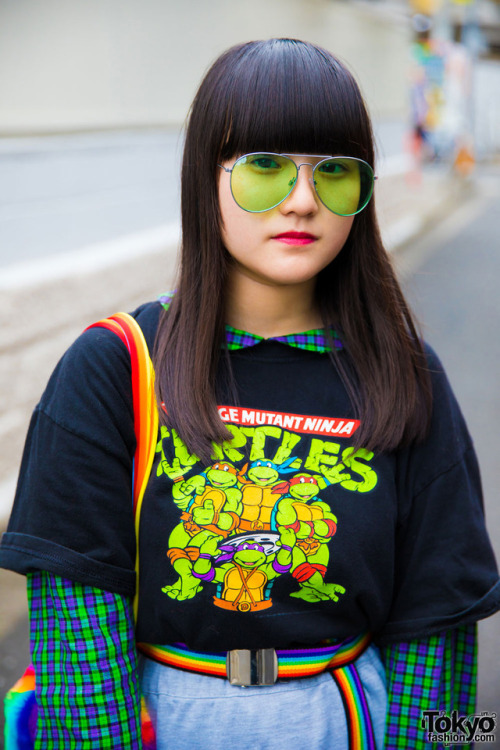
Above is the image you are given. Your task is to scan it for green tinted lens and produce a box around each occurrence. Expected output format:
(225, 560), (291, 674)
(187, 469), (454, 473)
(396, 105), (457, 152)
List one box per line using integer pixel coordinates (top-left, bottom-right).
(230, 153), (297, 212)
(313, 157), (374, 216)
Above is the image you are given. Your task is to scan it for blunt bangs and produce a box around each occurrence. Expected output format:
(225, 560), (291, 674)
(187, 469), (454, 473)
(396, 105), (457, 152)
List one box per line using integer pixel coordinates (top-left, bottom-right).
(213, 39), (374, 165)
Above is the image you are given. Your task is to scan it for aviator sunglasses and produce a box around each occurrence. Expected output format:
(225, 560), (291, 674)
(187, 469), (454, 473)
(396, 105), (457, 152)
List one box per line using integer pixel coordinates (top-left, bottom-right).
(219, 152), (376, 216)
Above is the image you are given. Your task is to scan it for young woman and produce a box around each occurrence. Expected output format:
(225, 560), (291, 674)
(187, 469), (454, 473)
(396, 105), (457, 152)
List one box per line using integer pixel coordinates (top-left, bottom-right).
(2, 38), (499, 750)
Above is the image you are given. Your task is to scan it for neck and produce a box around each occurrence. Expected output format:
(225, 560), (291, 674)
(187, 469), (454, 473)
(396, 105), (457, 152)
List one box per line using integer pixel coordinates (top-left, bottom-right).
(225, 273), (323, 338)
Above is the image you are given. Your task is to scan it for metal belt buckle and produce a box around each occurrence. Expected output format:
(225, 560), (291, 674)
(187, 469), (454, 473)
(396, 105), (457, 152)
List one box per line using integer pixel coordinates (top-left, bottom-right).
(226, 648), (278, 686)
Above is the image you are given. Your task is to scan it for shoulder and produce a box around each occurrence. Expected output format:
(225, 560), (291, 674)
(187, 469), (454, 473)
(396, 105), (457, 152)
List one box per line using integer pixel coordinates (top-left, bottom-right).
(397, 340), (475, 498)
(38, 300), (163, 433)
(422, 341), (471, 448)
(129, 299), (164, 352)
(421, 340), (449, 382)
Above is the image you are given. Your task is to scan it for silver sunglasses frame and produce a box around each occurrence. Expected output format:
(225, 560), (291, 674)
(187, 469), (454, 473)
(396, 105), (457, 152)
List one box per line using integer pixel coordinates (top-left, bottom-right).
(218, 152), (376, 216)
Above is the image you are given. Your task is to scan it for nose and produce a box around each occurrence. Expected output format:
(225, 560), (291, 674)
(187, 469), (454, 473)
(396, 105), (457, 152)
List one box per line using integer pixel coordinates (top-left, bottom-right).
(279, 163), (318, 215)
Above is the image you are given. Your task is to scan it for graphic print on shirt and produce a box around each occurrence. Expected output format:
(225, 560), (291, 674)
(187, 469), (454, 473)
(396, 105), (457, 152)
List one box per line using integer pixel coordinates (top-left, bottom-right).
(155, 406), (378, 612)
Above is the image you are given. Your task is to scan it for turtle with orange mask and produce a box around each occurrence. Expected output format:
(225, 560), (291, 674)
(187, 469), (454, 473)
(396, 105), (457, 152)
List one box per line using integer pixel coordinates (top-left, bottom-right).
(163, 462), (243, 601)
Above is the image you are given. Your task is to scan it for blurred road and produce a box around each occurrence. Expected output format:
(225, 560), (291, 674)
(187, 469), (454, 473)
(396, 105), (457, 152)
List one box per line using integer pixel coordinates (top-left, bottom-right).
(397, 163), (500, 728)
(0, 130), (183, 267)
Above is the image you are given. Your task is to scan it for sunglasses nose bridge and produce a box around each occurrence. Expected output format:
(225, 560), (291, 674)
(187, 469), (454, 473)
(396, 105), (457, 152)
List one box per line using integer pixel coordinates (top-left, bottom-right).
(291, 161), (314, 184)
(293, 162), (319, 195)
(295, 161), (315, 173)
(282, 161), (319, 211)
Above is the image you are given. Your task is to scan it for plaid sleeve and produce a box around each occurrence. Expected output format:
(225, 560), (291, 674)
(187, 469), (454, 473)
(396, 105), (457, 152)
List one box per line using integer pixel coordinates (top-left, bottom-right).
(27, 570), (142, 749)
(381, 624), (477, 749)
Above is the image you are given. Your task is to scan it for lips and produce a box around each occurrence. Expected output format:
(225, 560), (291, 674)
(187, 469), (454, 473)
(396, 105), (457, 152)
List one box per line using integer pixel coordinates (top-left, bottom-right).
(273, 231), (317, 245)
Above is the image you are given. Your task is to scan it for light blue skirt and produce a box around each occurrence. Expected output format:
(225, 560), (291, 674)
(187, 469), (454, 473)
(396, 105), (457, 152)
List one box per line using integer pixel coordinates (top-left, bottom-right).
(139, 644), (387, 750)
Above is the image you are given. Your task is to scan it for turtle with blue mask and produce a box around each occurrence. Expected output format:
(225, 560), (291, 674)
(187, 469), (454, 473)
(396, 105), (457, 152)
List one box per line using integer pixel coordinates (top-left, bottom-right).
(237, 457), (298, 533)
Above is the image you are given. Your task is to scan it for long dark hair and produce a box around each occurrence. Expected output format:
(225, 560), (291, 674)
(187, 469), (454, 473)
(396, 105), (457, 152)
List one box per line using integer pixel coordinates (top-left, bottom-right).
(154, 38), (432, 462)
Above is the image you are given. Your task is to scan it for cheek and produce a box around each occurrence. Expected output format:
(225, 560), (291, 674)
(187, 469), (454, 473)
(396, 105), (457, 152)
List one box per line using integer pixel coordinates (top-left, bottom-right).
(219, 176), (247, 250)
(219, 182), (266, 257)
(319, 215), (354, 266)
(220, 201), (244, 246)
(330, 215), (355, 247)
(218, 174), (232, 227)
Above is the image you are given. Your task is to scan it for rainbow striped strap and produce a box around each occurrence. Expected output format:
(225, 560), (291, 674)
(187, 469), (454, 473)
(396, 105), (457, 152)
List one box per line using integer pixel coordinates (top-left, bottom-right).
(86, 313), (158, 620)
(137, 635), (375, 750)
(332, 663), (377, 750)
(137, 632), (371, 680)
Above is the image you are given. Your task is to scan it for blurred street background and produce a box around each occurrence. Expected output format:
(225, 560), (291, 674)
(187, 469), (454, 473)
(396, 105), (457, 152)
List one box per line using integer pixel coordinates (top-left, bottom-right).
(1, 0), (499, 745)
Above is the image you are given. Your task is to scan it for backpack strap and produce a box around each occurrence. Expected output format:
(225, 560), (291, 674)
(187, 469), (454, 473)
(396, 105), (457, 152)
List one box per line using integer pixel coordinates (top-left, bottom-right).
(86, 312), (158, 620)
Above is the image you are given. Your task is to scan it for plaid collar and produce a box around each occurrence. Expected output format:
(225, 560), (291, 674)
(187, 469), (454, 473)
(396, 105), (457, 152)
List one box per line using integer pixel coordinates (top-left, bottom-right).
(225, 325), (341, 353)
(158, 293), (342, 353)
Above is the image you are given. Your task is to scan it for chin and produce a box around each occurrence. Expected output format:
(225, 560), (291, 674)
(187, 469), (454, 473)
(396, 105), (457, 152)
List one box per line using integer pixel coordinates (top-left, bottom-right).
(270, 268), (324, 287)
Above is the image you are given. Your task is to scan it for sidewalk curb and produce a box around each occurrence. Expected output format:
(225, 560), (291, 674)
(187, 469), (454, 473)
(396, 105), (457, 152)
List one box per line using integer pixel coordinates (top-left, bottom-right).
(387, 174), (476, 255)
(0, 223), (180, 294)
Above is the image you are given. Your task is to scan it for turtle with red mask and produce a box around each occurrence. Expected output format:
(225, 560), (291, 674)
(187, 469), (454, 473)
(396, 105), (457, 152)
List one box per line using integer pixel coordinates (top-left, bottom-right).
(273, 473), (345, 603)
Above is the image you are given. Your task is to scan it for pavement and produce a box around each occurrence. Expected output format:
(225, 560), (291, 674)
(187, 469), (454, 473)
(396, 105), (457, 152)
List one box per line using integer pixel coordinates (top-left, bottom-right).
(0, 150), (477, 741)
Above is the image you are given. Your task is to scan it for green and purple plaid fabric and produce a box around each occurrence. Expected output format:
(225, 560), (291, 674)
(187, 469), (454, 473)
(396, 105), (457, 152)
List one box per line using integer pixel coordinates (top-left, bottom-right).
(28, 571), (142, 748)
(224, 325), (342, 353)
(381, 625), (477, 749)
(27, 572), (477, 747)
(157, 293), (342, 352)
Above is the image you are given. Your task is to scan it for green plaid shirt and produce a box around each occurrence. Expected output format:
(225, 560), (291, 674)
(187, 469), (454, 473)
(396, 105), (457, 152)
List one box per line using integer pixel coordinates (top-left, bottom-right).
(27, 572), (476, 749)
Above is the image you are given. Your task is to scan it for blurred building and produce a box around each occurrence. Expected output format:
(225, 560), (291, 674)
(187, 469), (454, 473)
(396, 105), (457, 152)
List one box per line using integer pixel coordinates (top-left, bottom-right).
(0, 0), (414, 136)
(408, 0), (500, 52)
(0, 0), (498, 150)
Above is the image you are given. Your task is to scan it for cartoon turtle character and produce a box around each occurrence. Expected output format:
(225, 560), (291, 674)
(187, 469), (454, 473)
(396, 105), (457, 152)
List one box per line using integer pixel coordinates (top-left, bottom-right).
(274, 473), (345, 603)
(171, 461), (243, 511)
(237, 457), (297, 532)
(193, 528), (296, 612)
(163, 462), (243, 601)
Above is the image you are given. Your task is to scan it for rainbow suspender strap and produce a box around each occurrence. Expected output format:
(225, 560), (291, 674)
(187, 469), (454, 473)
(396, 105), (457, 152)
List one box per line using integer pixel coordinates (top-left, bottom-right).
(4, 665), (36, 750)
(87, 312), (158, 750)
(87, 312), (159, 620)
(332, 660), (377, 750)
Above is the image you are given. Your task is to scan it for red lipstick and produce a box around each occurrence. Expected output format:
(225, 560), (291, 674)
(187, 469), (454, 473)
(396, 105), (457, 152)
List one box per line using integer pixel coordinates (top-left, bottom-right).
(273, 231), (317, 246)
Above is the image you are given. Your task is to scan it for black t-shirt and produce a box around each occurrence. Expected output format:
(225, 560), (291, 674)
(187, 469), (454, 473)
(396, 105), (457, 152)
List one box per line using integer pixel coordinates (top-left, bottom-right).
(1, 301), (499, 649)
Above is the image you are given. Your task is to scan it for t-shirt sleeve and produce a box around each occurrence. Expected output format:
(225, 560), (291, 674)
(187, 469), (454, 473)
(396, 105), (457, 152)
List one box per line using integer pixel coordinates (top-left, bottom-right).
(377, 346), (500, 644)
(0, 324), (138, 596)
